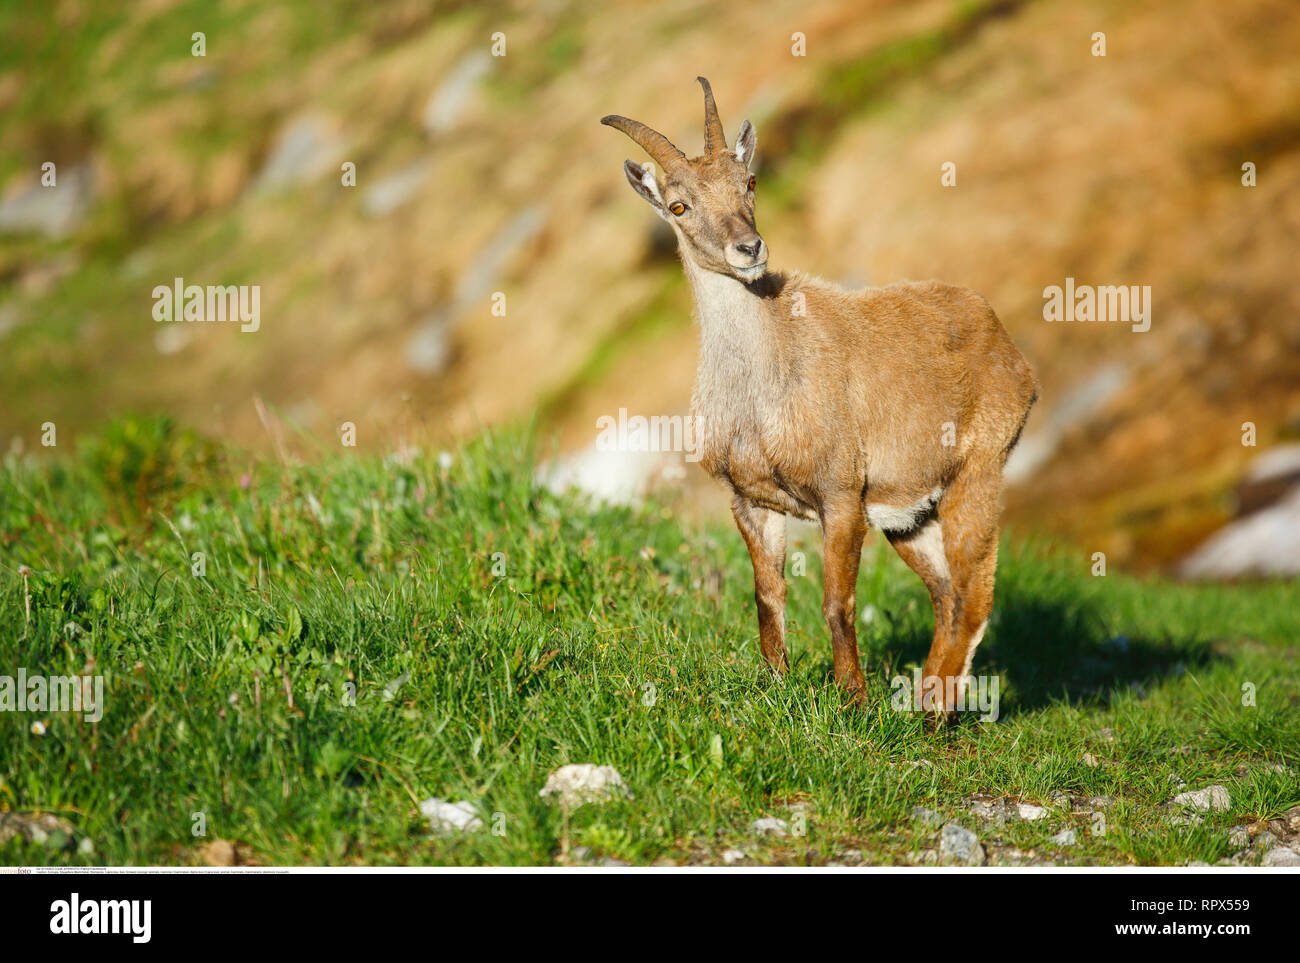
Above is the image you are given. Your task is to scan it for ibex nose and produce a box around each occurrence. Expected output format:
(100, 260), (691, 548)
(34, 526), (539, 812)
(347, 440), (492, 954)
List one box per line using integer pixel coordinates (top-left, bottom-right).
(735, 238), (764, 259)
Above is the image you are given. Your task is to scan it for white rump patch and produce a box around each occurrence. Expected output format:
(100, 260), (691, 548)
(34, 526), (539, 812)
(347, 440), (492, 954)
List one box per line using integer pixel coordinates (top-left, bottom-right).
(866, 487), (943, 533)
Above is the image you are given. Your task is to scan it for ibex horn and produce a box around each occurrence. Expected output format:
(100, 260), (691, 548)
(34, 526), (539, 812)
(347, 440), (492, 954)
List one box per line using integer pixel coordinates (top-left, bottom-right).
(697, 76), (727, 154)
(600, 115), (686, 173)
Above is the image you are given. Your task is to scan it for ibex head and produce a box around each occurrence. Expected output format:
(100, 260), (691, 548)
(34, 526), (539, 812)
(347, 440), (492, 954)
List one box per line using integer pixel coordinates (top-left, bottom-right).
(602, 77), (764, 281)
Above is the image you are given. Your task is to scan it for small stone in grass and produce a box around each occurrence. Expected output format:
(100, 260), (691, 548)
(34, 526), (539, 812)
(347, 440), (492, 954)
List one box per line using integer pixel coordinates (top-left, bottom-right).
(1081, 753), (1100, 767)
(1252, 831), (1278, 852)
(721, 848), (746, 864)
(965, 794), (1013, 824)
(1226, 825), (1250, 849)
(1050, 829), (1077, 846)
(911, 806), (944, 827)
(0, 812), (77, 848)
(749, 818), (789, 837)
(1076, 790), (1118, 816)
(1017, 803), (1049, 821)
(570, 847), (629, 867)
(1170, 785), (1230, 813)
(1262, 847), (1300, 866)
(419, 798), (483, 835)
(939, 823), (986, 866)
(539, 764), (630, 807)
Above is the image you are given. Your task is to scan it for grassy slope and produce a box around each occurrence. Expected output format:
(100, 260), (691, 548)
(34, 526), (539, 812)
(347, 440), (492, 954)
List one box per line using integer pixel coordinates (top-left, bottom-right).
(6, 0), (1300, 575)
(1, 421), (1297, 866)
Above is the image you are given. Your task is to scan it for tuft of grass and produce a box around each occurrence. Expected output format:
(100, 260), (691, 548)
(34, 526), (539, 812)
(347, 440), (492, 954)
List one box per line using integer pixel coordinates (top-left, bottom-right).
(1, 423), (1296, 866)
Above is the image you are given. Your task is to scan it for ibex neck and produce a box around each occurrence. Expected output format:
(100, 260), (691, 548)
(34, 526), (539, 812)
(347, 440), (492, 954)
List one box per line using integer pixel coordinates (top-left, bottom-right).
(682, 259), (770, 354)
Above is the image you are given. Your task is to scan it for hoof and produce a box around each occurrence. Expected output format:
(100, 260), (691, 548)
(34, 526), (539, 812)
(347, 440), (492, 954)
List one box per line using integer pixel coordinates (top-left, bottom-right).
(839, 677), (869, 708)
(922, 709), (958, 732)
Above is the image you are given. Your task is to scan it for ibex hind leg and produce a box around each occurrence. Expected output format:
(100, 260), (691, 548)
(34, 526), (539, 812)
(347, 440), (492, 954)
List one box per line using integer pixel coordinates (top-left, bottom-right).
(921, 459), (1002, 724)
(886, 515), (955, 719)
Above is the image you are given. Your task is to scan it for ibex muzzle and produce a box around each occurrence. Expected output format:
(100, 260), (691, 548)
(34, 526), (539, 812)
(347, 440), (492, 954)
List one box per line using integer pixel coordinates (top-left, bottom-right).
(602, 78), (1039, 724)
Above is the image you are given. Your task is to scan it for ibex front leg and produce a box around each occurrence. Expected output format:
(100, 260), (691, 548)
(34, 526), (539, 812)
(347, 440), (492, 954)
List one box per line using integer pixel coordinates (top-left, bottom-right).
(731, 498), (788, 674)
(820, 499), (868, 703)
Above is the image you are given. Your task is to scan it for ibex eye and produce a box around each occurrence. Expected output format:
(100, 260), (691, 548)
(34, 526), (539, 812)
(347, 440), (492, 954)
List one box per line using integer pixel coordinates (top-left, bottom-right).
(747, 176), (757, 191)
(669, 202), (687, 216)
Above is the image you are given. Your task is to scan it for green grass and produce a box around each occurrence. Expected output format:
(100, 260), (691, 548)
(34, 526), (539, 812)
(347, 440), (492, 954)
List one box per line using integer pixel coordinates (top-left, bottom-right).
(1, 417), (1297, 866)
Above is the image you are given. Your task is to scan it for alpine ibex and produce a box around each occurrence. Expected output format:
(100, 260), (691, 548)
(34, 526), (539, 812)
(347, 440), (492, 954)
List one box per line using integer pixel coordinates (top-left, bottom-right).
(602, 78), (1038, 720)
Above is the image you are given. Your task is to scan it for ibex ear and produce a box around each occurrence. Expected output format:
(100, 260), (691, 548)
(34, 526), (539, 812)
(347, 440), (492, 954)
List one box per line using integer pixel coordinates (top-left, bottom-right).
(734, 120), (756, 169)
(622, 159), (669, 218)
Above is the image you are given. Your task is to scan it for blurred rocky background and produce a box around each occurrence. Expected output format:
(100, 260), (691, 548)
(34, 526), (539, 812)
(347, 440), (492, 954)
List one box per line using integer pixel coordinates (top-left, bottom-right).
(2, 0), (1299, 578)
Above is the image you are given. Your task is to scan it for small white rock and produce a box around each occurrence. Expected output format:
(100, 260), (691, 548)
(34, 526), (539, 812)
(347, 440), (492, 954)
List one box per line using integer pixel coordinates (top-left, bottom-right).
(539, 764), (629, 807)
(1050, 828), (1077, 846)
(418, 798), (483, 835)
(1170, 784), (1231, 813)
(1017, 803), (1049, 821)
(721, 848), (747, 864)
(749, 818), (790, 837)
